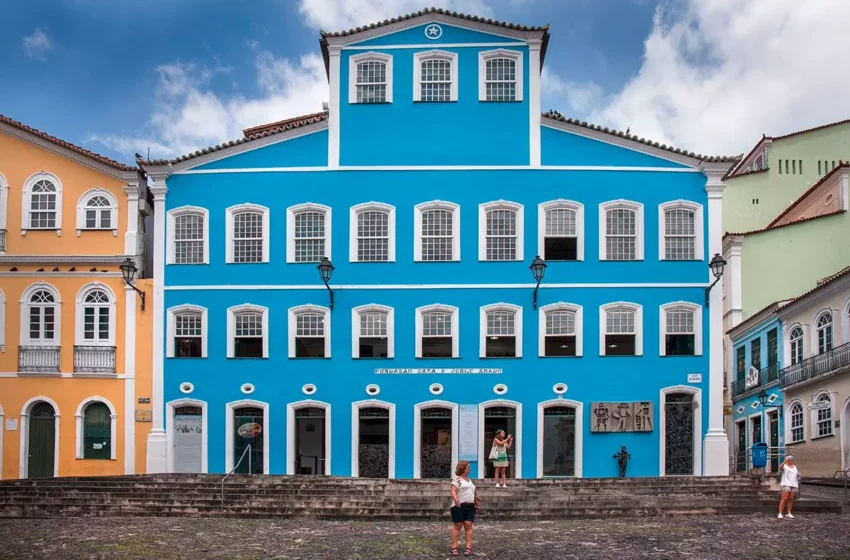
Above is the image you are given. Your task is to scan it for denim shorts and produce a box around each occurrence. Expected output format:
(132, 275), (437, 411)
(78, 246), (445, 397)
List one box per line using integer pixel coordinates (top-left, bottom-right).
(451, 503), (476, 523)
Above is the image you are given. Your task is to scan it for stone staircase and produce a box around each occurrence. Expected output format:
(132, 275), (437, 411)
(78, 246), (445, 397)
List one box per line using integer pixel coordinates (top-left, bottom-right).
(0, 475), (844, 519)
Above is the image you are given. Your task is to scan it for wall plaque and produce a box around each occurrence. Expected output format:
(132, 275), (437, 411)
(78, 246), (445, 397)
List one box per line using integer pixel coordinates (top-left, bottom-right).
(375, 368), (502, 374)
(5, 419), (18, 431)
(458, 405), (479, 462)
(687, 373), (702, 383)
(135, 410), (152, 422)
(591, 402), (653, 433)
(138, 397), (151, 404)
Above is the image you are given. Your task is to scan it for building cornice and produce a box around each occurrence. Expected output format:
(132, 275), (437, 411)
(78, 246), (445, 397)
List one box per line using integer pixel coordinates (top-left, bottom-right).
(777, 272), (850, 320)
(0, 254), (133, 265)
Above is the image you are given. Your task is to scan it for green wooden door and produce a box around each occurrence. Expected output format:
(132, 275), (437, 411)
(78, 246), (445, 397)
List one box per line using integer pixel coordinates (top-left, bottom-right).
(83, 403), (111, 460)
(28, 402), (56, 478)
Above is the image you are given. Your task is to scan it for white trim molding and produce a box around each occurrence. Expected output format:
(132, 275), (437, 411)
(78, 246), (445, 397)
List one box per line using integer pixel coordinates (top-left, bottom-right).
(166, 205), (209, 265)
(659, 385), (702, 476)
(414, 200), (460, 262)
(288, 304), (331, 358)
(351, 304), (395, 358)
(786, 399), (806, 444)
(413, 50), (459, 102)
(538, 199), (584, 261)
(166, 398), (208, 473)
(479, 302), (523, 358)
(19, 396), (61, 478)
(843, 295), (850, 346)
(812, 308), (836, 355)
(287, 399), (331, 475)
(785, 323), (807, 367)
(477, 399), (523, 479)
(415, 303), (459, 358)
(19, 281), (61, 346)
(537, 398), (583, 478)
(225, 203), (270, 264)
(21, 171), (63, 236)
(349, 202), (396, 262)
(0, 172), (8, 239)
(351, 400), (396, 478)
(479, 200), (524, 262)
(658, 200), (704, 261)
(74, 396), (117, 460)
(287, 203), (332, 263)
(0, 289), (6, 350)
(538, 302), (583, 357)
(225, 399), (270, 474)
(75, 187), (119, 237)
(659, 301), (703, 356)
(74, 282), (117, 347)
(599, 200), (644, 261)
(349, 51), (394, 104)
(166, 304), (208, 358)
(811, 390), (835, 440)
(227, 304), (269, 358)
(599, 301), (643, 356)
(413, 400), (459, 479)
(478, 48), (523, 102)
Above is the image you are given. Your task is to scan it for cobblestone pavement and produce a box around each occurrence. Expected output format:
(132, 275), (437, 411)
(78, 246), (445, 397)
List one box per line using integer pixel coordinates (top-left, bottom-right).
(1, 515), (849, 560)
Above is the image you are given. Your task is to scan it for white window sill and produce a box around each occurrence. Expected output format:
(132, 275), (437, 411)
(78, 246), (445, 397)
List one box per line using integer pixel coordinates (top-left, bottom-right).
(811, 432), (835, 441)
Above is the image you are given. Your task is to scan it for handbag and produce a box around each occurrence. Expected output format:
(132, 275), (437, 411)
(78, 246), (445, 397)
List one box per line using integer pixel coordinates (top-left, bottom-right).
(488, 445), (500, 460)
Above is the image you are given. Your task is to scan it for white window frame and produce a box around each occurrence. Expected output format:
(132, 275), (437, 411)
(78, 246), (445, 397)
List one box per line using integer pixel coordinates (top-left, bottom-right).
(0, 289), (6, 351)
(74, 283), (117, 346)
(538, 302), (583, 357)
(414, 200), (460, 262)
(415, 304), (459, 358)
(0, 172), (8, 243)
(538, 200), (584, 261)
(351, 304), (394, 358)
(658, 200), (703, 261)
(287, 203), (332, 263)
(599, 200), (644, 261)
(811, 391), (834, 440)
(787, 399), (806, 443)
(166, 205), (209, 265)
(478, 48), (523, 102)
(349, 202), (396, 263)
(349, 51), (393, 104)
(659, 302), (702, 356)
(413, 49), (458, 102)
(227, 304), (269, 358)
(813, 309), (834, 355)
(479, 200), (524, 262)
(225, 203), (270, 264)
(75, 396), (117, 460)
(479, 303), (523, 358)
(288, 304), (331, 358)
(166, 304), (208, 358)
(843, 296), (850, 345)
(599, 302), (643, 356)
(20, 282), (61, 346)
(21, 171), (63, 235)
(75, 188), (118, 237)
(786, 323), (806, 366)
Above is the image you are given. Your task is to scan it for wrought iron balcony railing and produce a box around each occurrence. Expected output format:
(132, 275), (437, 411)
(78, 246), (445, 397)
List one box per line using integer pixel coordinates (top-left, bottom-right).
(18, 346), (61, 373)
(0, 229), (6, 252)
(731, 363), (780, 397)
(780, 341), (850, 388)
(73, 346), (117, 373)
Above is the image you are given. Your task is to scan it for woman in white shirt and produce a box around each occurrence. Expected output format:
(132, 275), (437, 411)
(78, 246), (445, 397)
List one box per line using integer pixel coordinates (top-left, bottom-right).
(450, 461), (479, 556)
(778, 454), (801, 519)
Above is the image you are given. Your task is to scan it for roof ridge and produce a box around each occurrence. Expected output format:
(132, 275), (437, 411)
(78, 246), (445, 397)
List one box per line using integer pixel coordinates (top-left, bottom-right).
(784, 265), (850, 309)
(766, 161), (849, 228)
(769, 117), (850, 141)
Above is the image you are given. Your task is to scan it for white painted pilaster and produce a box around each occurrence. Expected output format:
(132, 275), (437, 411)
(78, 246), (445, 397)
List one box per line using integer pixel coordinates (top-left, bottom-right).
(723, 236), (743, 328)
(124, 284), (137, 474)
(146, 174), (169, 473)
(123, 181), (142, 256)
(528, 40), (542, 168)
(701, 163), (731, 476)
(328, 45), (342, 168)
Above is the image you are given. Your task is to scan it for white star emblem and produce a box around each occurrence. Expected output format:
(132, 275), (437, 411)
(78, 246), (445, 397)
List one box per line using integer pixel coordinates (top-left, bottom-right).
(425, 24), (442, 39)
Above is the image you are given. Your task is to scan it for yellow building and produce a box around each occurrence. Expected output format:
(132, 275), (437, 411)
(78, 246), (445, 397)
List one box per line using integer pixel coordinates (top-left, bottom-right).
(0, 115), (152, 478)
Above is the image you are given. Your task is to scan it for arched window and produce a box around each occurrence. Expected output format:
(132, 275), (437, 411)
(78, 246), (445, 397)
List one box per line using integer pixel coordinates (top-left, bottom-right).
(350, 203), (395, 262)
(479, 201), (524, 261)
(789, 326), (804, 365)
(789, 402), (804, 443)
(480, 304), (522, 358)
(815, 393), (833, 438)
(349, 52), (393, 104)
(600, 200), (644, 261)
(288, 305), (331, 358)
(659, 201), (703, 261)
(167, 304), (208, 358)
(416, 304), (458, 358)
(76, 188), (118, 234)
(167, 206), (209, 264)
(227, 304), (268, 358)
(600, 302), (643, 356)
(23, 286), (59, 344)
(478, 49), (523, 102)
(538, 200), (583, 261)
(415, 201), (460, 262)
(660, 302), (702, 356)
(287, 203), (331, 263)
(226, 204), (269, 264)
(23, 173), (62, 232)
(77, 287), (114, 345)
(816, 312), (833, 354)
(414, 50), (458, 102)
(352, 305), (394, 358)
(539, 303), (583, 357)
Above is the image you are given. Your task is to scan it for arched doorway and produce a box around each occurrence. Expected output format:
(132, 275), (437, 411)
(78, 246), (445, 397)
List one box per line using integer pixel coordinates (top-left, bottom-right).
(541, 406), (576, 477)
(173, 405), (204, 473)
(478, 400), (522, 479)
(232, 406), (265, 474)
(663, 392), (697, 475)
(27, 401), (57, 478)
(414, 401), (458, 479)
(351, 401), (395, 478)
(294, 407), (327, 475)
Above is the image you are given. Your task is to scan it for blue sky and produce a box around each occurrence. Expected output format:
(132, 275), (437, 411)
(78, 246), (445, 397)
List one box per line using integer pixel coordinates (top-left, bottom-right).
(3, 0), (850, 162)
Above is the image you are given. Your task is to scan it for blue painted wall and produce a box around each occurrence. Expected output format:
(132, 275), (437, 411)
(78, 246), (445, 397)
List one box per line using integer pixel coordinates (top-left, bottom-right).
(541, 127), (689, 169)
(194, 130), (328, 170)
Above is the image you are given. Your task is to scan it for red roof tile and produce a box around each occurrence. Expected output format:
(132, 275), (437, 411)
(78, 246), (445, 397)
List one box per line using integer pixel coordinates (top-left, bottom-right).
(771, 117), (850, 141)
(783, 266), (850, 309)
(0, 114), (138, 173)
(766, 162), (849, 228)
(725, 209), (845, 237)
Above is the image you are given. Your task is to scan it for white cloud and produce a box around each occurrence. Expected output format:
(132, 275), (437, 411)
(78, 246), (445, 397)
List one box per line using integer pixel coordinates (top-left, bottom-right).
(545, 0), (850, 155)
(297, 0), (493, 31)
(541, 68), (603, 115)
(22, 28), (54, 60)
(93, 53), (328, 159)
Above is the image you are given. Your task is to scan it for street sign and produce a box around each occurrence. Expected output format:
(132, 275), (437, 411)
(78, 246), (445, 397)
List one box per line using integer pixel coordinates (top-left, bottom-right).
(687, 373), (702, 383)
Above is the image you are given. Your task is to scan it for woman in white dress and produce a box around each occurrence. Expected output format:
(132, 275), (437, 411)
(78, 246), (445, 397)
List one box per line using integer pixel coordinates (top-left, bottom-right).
(778, 454), (801, 519)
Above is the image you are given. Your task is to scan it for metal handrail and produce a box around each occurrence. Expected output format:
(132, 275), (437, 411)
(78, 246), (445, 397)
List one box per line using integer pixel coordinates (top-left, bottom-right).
(835, 469), (850, 501)
(731, 363), (780, 397)
(221, 444), (252, 505)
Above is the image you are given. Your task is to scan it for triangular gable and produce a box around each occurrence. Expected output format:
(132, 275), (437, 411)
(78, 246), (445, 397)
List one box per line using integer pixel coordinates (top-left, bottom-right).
(350, 22), (523, 47)
(191, 129), (328, 171)
(768, 164), (849, 227)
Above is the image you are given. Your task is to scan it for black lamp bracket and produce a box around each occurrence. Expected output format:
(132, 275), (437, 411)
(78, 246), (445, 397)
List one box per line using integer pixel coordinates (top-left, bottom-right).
(705, 277), (721, 306)
(323, 280), (334, 311)
(533, 279), (542, 309)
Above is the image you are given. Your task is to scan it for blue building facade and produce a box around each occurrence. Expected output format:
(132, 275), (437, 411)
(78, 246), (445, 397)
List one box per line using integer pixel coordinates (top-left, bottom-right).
(142, 9), (737, 479)
(729, 304), (785, 473)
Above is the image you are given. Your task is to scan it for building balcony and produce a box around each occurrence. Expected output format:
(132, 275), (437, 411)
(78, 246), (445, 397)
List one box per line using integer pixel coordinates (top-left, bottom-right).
(73, 346), (117, 374)
(731, 363), (780, 398)
(18, 346), (61, 373)
(780, 341), (850, 389)
(0, 229), (6, 252)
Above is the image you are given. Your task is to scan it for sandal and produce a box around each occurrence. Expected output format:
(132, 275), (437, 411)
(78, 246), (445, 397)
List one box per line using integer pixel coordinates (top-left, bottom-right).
(451, 547), (459, 556)
(465, 548), (472, 556)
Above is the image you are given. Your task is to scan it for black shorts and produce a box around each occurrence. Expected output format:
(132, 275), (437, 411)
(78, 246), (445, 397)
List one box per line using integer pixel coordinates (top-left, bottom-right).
(451, 503), (476, 523)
